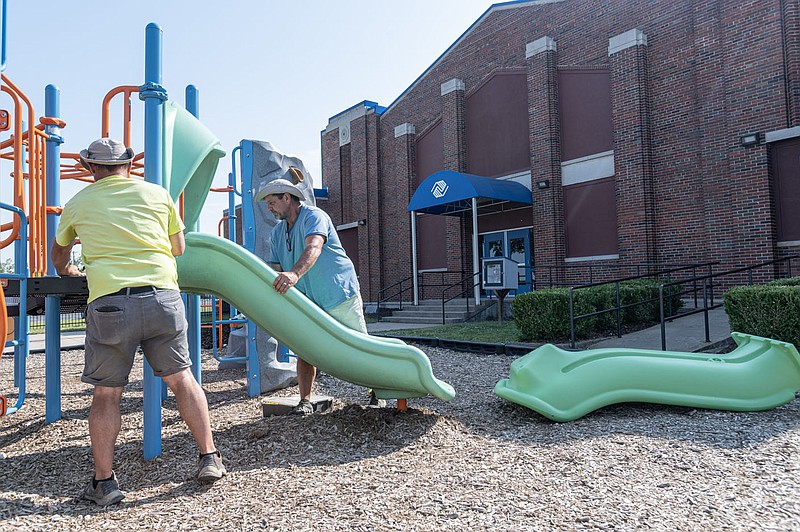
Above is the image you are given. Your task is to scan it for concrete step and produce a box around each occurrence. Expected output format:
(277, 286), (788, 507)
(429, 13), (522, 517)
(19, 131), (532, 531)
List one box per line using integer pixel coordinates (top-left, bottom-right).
(413, 299), (478, 308)
(393, 304), (483, 313)
(379, 316), (464, 324)
(388, 310), (470, 319)
(261, 394), (333, 417)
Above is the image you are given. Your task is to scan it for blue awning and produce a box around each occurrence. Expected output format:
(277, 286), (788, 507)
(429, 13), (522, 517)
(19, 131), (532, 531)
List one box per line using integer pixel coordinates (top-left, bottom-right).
(407, 170), (532, 215)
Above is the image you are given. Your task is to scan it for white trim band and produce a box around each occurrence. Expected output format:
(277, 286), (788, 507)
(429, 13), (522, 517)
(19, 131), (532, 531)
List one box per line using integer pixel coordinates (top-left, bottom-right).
(765, 126), (800, 143)
(561, 150), (615, 186)
(336, 221), (361, 231)
(526, 36), (556, 58)
(441, 78), (465, 96)
(608, 29), (648, 56)
(565, 254), (620, 263)
(394, 123), (416, 138)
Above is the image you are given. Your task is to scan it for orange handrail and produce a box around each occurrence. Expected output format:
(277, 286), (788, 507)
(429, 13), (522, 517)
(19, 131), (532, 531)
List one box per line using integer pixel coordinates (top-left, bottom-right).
(2, 73), (50, 276)
(0, 85), (24, 250)
(217, 215), (229, 237)
(102, 85), (139, 146)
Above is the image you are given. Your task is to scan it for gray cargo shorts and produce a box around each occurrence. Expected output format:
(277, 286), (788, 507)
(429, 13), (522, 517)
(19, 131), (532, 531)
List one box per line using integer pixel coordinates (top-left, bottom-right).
(82, 287), (191, 387)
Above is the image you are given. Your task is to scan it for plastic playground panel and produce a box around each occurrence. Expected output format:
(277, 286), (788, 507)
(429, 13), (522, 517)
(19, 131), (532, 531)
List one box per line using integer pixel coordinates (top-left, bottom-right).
(176, 232), (456, 402)
(494, 331), (800, 422)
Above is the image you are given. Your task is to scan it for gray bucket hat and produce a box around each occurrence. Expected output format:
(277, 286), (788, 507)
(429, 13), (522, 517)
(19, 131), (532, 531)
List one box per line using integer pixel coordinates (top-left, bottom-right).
(255, 178), (305, 202)
(79, 138), (135, 170)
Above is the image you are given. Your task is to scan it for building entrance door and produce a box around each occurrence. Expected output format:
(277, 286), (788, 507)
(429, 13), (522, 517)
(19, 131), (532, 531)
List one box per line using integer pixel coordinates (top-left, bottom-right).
(481, 228), (532, 294)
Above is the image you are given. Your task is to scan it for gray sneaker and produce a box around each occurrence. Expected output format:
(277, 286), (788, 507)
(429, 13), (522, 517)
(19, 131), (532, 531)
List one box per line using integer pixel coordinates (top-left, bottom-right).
(197, 450), (226, 483)
(81, 472), (125, 506)
(289, 399), (314, 415)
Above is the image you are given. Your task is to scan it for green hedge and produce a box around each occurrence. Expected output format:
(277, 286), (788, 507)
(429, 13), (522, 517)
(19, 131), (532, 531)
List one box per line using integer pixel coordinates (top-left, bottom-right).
(768, 276), (800, 287)
(513, 279), (682, 342)
(724, 280), (800, 348)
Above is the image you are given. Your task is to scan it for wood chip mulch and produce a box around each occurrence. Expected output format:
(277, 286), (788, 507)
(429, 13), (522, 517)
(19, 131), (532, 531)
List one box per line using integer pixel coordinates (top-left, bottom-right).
(1, 343), (798, 531)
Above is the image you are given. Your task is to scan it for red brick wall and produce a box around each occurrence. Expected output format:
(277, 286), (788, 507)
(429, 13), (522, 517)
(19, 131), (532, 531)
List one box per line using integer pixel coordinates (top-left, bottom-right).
(319, 0), (796, 302)
(528, 45), (564, 277)
(611, 39), (656, 265)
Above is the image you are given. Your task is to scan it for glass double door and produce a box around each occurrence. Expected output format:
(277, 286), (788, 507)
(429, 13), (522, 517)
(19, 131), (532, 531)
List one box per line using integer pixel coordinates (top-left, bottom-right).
(481, 228), (532, 293)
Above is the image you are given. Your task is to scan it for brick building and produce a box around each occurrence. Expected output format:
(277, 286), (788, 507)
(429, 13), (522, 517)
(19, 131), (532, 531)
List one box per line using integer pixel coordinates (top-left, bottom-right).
(319, 0), (800, 304)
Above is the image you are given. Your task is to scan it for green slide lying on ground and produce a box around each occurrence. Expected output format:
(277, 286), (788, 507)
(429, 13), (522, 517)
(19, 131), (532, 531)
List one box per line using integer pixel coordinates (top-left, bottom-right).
(494, 332), (800, 422)
(176, 232), (456, 402)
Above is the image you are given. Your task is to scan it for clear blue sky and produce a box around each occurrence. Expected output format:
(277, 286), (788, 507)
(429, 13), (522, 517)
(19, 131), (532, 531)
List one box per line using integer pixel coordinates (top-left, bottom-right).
(2, 0), (496, 235)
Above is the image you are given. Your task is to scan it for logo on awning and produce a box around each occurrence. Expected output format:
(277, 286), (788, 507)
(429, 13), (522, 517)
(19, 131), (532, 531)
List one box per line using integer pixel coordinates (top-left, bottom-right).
(431, 180), (448, 198)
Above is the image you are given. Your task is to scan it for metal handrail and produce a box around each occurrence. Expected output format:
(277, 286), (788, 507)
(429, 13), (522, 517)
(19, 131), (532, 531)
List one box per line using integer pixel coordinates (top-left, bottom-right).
(533, 261), (714, 290)
(568, 261), (718, 347)
(440, 272), (481, 324)
(657, 254), (799, 350)
(376, 275), (413, 312)
(377, 270), (468, 312)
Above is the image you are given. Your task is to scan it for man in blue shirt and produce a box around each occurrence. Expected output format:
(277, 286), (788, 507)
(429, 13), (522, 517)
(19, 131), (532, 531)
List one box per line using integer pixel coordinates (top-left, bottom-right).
(256, 172), (368, 415)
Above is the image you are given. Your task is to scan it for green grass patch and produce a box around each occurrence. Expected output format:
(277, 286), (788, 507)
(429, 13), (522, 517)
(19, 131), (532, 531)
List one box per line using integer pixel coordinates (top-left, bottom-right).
(380, 321), (522, 344)
(29, 322), (86, 334)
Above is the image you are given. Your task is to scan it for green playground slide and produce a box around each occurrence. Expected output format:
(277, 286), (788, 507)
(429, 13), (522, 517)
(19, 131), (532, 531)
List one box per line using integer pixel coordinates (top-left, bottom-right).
(495, 332), (800, 422)
(176, 232), (456, 402)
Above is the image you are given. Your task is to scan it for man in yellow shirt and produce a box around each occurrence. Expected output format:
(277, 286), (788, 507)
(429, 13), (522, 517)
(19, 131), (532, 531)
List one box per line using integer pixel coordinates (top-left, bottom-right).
(51, 138), (225, 506)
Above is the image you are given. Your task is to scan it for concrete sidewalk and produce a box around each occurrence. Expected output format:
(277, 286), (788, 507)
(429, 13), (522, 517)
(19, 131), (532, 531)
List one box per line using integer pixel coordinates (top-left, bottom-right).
(369, 306), (732, 353)
(3, 330), (86, 354)
(584, 306), (731, 352)
(366, 321), (441, 333)
(7, 306), (731, 355)
(6, 322), (438, 355)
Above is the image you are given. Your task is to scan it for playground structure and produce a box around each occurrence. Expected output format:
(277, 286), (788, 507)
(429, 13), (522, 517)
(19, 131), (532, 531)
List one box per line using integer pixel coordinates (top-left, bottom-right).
(2, 4), (798, 469)
(0, 8), (455, 458)
(207, 140), (320, 395)
(0, 18), (227, 457)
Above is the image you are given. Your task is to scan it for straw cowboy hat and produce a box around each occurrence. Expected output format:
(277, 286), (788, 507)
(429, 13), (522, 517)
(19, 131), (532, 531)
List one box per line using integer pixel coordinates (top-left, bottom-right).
(255, 178), (305, 202)
(79, 138), (135, 170)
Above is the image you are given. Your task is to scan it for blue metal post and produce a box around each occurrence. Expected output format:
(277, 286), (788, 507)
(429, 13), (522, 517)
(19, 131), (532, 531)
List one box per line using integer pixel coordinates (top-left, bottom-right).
(0, 0), (6, 72)
(228, 146), (239, 245)
(4, 204), (28, 415)
(184, 85), (202, 384)
(238, 141), (261, 396)
(44, 84), (63, 423)
(140, 22), (167, 460)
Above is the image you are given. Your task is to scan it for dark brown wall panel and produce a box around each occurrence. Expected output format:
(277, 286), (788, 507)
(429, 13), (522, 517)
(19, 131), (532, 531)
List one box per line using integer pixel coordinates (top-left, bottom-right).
(466, 71), (530, 177)
(338, 227), (360, 276)
(772, 137), (800, 241)
(559, 69), (613, 162)
(415, 120), (443, 185)
(414, 121), (447, 269)
(477, 208), (534, 234)
(416, 214), (447, 270)
(564, 177), (618, 258)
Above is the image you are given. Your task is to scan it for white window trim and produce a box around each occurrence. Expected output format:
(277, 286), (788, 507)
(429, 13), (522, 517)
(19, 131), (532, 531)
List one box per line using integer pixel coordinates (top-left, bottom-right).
(562, 150), (614, 186)
(336, 221), (361, 231)
(565, 254), (620, 263)
(765, 126), (800, 143)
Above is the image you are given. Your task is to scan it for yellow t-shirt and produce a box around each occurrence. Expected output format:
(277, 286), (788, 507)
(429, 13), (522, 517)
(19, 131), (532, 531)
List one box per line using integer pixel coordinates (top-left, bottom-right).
(55, 175), (185, 302)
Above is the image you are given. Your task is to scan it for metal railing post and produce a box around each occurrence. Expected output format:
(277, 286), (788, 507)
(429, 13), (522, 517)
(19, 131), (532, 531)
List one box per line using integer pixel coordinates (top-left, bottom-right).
(659, 284), (667, 351)
(702, 279), (710, 343)
(615, 281), (622, 338)
(569, 287), (576, 348)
